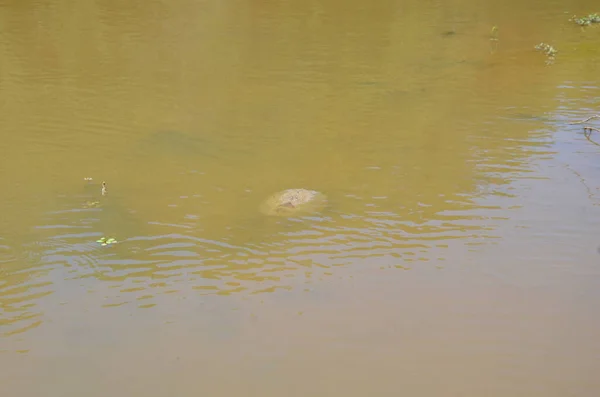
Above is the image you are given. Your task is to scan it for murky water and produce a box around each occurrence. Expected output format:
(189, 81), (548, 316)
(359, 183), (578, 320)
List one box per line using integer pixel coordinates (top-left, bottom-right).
(1, 0), (600, 395)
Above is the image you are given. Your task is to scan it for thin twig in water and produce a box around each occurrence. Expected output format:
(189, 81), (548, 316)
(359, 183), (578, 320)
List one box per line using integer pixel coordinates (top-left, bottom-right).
(561, 161), (598, 201)
(570, 115), (600, 124)
(570, 115), (600, 146)
(583, 128), (600, 147)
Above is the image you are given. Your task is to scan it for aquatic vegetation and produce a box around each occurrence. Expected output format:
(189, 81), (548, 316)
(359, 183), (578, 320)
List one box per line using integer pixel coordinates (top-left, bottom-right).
(534, 43), (557, 57)
(570, 115), (600, 128)
(488, 26), (499, 54)
(570, 13), (600, 26)
(490, 26), (499, 41)
(83, 200), (101, 208)
(83, 177), (107, 196)
(96, 237), (118, 246)
(534, 42), (557, 65)
(570, 115), (600, 147)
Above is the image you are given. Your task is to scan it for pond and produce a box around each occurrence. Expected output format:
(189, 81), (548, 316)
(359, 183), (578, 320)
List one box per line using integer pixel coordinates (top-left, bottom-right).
(1, 0), (600, 396)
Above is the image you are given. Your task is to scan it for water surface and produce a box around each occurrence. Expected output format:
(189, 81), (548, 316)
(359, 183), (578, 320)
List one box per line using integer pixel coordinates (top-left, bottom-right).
(1, 0), (600, 395)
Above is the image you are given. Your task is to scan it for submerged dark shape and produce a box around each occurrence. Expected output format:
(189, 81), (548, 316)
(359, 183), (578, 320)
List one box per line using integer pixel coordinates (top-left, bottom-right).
(135, 130), (254, 162)
(135, 130), (221, 158)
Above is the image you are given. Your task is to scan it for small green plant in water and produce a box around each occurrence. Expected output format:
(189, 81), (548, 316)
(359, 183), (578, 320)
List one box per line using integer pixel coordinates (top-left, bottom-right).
(490, 26), (499, 41)
(96, 237), (118, 246)
(570, 13), (600, 26)
(534, 42), (557, 65)
(83, 200), (100, 208)
(489, 26), (500, 54)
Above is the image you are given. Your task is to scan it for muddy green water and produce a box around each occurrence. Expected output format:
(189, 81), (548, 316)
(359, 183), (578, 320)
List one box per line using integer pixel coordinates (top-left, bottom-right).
(1, 0), (600, 396)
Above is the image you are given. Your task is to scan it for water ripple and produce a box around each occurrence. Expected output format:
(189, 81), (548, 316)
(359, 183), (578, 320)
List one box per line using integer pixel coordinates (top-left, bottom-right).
(0, 262), (53, 338)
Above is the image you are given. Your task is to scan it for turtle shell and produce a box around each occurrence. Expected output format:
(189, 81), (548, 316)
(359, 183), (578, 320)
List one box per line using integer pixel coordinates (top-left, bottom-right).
(259, 188), (327, 217)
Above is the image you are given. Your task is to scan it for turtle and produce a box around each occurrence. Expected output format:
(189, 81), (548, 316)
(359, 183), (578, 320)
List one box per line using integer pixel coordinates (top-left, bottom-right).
(259, 188), (327, 217)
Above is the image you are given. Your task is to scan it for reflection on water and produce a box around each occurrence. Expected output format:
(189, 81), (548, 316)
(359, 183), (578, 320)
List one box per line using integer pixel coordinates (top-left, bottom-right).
(1, 0), (600, 395)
